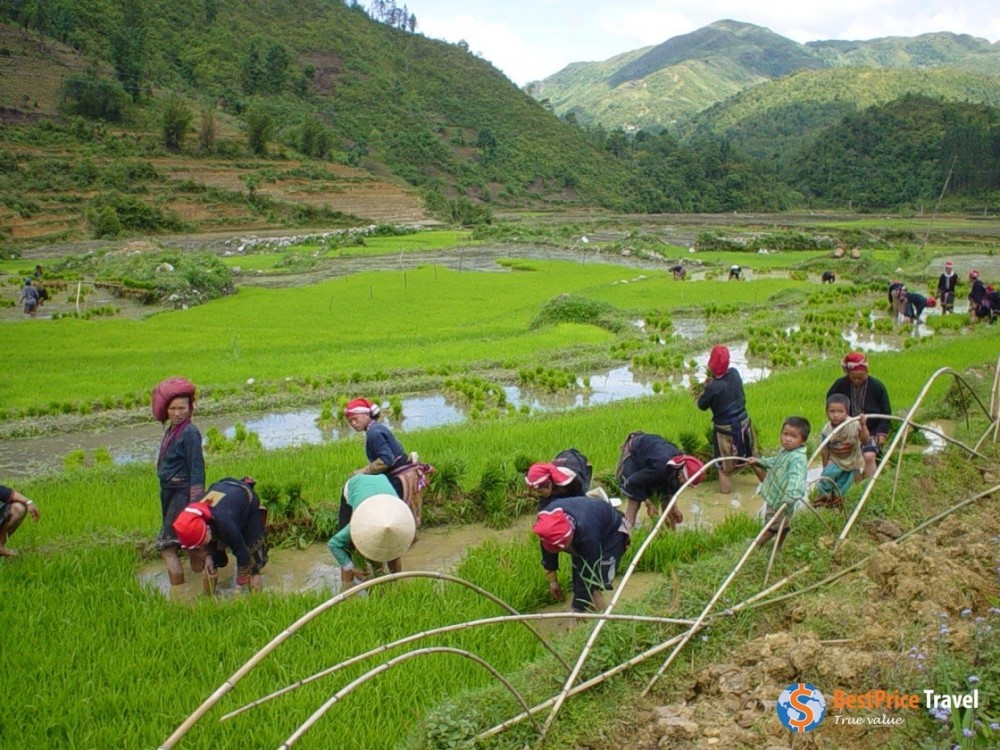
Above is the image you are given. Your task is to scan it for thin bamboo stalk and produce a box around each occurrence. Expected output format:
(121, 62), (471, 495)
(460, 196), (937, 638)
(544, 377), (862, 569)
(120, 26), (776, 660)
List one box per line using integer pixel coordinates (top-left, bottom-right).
(220, 610), (697, 723)
(763, 513), (787, 587)
(836, 365), (994, 552)
(476, 565), (809, 742)
(158, 570), (566, 749)
(533, 455), (723, 745)
(641, 505), (785, 698)
(277, 647), (541, 749)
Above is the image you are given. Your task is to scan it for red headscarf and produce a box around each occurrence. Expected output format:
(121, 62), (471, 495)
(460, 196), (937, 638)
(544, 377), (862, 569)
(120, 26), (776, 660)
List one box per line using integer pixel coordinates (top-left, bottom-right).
(708, 345), (730, 378)
(841, 352), (868, 373)
(667, 455), (706, 486)
(969, 269), (980, 281)
(344, 398), (380, 418)
(525, 463), (576, 488)
(533, 508), (575, 552)
(172, 502), (213, 549)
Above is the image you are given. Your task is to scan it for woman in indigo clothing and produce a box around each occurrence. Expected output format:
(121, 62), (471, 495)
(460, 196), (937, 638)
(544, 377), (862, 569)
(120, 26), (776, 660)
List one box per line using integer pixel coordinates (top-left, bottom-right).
(696, 345), (756, 494)
(153, 378), (205, 586)
(344, 398), (433, 529)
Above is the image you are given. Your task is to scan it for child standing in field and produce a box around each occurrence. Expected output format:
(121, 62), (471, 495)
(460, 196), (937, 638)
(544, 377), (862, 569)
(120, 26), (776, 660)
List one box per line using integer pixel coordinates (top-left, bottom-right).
(748, 417), (810, 550)
(815, 394), (868, 507)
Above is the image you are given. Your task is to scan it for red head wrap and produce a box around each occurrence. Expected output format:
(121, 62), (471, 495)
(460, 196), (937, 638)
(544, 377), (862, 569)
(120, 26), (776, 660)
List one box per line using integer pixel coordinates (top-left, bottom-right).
(532, 508), (575, 553)
(969, 269), (980, 280)
(841, 352), (868, 373)
(926, 296), (937, 307)
(172, 502), (213, 549)
(667, 455), (706, 486)
(944, 260), (953, 269)
(708, 345), (730, 378)
(525, 463), (576, 488)
(344, 398), (380, 418)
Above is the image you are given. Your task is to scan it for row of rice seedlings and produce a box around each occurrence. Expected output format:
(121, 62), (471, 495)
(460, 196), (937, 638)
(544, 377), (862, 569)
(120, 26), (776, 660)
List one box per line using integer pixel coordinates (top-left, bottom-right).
(517, 365), (582, 393)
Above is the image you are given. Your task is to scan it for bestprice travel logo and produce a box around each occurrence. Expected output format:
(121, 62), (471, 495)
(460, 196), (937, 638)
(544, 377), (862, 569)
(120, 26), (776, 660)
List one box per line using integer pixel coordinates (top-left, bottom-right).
(776, 683), (827, 733)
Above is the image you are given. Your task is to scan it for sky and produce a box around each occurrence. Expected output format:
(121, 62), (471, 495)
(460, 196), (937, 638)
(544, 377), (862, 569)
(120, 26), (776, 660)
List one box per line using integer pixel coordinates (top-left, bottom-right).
(411, 0), (1000, 86)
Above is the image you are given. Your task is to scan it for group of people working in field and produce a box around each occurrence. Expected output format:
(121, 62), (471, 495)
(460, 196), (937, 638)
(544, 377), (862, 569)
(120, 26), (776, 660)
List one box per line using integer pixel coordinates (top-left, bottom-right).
(523, 346), (891, 612)
(149, 378), (433, 594)
(888, 259), (1000, 324)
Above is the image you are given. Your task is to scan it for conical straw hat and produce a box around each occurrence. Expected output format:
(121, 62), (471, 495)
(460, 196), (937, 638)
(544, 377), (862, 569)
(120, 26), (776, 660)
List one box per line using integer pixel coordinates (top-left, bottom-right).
(351, 493), (415, 562)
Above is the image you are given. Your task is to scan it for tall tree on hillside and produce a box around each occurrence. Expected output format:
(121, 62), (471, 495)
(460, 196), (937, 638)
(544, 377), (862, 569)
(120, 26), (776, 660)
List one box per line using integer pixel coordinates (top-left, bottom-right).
(110, 0), (145, 100)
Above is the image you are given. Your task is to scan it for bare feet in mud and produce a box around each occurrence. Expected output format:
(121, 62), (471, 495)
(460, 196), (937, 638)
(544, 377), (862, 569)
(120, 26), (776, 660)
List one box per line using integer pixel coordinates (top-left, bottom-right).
(0, 547), (18, 557)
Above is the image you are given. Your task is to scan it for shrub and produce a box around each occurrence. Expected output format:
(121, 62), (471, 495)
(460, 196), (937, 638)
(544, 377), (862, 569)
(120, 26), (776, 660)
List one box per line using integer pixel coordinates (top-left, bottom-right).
(60, 75), (130, 122)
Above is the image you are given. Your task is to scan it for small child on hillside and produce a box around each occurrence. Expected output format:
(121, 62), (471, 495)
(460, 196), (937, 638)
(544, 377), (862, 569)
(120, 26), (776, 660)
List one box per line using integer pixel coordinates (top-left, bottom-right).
(815, 394), (868, 508)
(748, 416), (810, 550)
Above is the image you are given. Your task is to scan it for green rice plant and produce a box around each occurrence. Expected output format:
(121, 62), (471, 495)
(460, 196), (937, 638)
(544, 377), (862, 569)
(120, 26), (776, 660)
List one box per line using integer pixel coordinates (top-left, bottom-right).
(62, 449), (86, 471)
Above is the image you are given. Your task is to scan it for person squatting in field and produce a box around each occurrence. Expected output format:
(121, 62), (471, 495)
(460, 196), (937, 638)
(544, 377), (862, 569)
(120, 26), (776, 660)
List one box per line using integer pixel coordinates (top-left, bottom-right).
(0, 484), (40, 557)
(173, 477), (268, 592)
(826, 353), (891, 478)
(532, 497), (631, 612)
(815, 394), (868, 508)
(616, 431), (705, 530)
(344, 398), (433, 530)
(748, 416), (810, 551)
(152, 378), (205, 586)
(696, 345), (757, 494)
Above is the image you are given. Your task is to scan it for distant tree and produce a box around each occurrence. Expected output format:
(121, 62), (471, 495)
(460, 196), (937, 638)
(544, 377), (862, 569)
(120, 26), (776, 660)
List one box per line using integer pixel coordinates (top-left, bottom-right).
(245, 106), (273, 155)
(262, 42), (290, 93)
(300, 118), (331, 158)
(110, 0), (145, 101)
(240, 40), (263, 94)
(203, 0), (217, 23)
(161, 96), (193, 151)
(197, 107), (216, 152)
(60, 74), (130, 122)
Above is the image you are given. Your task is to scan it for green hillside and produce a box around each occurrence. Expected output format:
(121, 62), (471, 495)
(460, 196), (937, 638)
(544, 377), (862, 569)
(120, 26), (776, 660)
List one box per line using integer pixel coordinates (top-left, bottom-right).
(528, 20), (1000, 133)
(676, 67), (1000, 161)
(0, 0), (639, 245)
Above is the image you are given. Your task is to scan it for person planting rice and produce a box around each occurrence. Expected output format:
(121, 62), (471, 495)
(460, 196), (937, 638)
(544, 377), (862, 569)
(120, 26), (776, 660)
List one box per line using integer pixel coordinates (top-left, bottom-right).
(936, 260), (957, 313)
(0, 484), (40, 557)
(815, 395), (868, 508)
(173, 477), (268, 593)
(821, 271), (836, 284)
(524, 448), (593, 510)
(344, 398), (433, 529)
(826, 353), (891, 478)
(696, 345), (757, 494)
(327, 474), (415, 589)
(748, 416), (810, 551)
(616, 431), (705, 530)
(901, 287), (935, 324)
(728, 265), (743, 280)
(668, 264), (687, 280)
(532, 497), (631, 612)
(152, 377), (205, 586)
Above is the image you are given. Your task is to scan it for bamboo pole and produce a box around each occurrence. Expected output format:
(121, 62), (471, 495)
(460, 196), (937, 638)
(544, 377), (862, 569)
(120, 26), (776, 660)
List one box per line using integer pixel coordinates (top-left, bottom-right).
(641, 505), (785, 698)
(221, 610), (697, 723)
(158, 570), (567, 749)
(277, 647), (541, 749)
(763, 513), (787, 587)
(476, 566), (810, 742)
(533, 456), (719, 745)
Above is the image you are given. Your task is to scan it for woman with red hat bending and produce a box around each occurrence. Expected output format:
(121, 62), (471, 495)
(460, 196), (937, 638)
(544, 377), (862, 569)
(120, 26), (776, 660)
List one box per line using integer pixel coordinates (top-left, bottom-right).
(532, 497), (630, 612)
(173, 477), (268, 593)
(826, 353), (892, 478)
(615, 431), (705, 530)
(152, 378), (205, 587)
(344, 398), (433, 529)
(696, 344), (757, 494)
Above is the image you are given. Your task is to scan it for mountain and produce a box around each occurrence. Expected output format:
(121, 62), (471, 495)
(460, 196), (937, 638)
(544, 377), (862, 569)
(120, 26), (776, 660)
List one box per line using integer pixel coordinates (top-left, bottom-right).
(0, 0), (639, 245)
(526, 20), (1000, 133)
